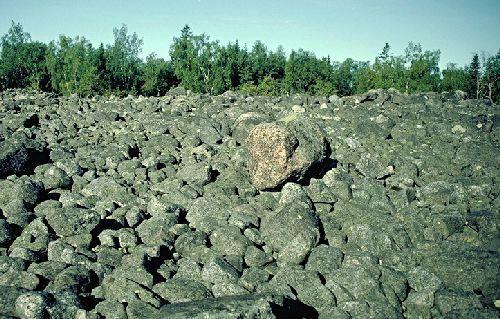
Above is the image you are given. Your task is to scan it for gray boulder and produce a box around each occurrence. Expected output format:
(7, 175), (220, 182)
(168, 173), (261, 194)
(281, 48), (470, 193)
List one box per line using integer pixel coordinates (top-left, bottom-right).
(0, 140), (29, 178)
(260, 184), (320, 264)
(15, 292), (49, 319)
(153, 278), (212, 303)
(159, 293), (279, 319)
(45, 206), (101, 237)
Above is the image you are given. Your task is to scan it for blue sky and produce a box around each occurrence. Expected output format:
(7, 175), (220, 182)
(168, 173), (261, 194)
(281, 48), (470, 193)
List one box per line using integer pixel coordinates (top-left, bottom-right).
(1, 0), (499, 67)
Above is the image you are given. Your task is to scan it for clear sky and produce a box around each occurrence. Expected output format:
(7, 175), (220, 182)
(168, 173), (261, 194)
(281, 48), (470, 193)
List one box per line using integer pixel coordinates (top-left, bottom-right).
(1, 0), (499, 67)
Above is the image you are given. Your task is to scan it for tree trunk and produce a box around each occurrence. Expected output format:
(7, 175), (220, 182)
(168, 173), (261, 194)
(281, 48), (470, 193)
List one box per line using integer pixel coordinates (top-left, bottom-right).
(488, 83), (493, 104)
(476, 77), (480, 99)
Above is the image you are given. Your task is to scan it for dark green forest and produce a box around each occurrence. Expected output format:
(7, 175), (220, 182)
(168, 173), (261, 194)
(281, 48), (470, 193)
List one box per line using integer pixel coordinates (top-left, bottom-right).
(0, 21), (498, 102)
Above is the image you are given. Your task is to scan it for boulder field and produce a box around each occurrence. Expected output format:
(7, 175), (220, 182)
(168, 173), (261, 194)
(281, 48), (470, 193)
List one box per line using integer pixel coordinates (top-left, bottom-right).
(0, 88), (498, 318)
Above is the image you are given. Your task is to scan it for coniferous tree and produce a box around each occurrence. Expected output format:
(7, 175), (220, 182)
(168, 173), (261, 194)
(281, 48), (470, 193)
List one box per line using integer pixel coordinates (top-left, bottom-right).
(250, 41), (269, 85)
(467, 53), (481, 99)
(94, 43), (109, 94)
(283, 49), (319, 94)
(0, 21), (498, 100)
(170, 25), (198, 90)
(354, 62), (376, 94)
(373, 43), (404, 90)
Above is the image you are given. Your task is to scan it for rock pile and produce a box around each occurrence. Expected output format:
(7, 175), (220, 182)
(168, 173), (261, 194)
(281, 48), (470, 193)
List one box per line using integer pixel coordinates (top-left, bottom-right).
(0, 88), (498, 318)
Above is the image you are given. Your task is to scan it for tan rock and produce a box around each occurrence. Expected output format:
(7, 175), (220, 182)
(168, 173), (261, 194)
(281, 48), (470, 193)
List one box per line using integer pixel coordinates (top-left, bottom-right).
(246, 119), (327, 190)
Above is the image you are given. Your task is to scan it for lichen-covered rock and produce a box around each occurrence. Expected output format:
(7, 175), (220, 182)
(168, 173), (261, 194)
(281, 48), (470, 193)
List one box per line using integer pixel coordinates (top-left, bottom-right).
(186, 197), (231, 233)
(202, 257), (240, 285)
(45, 206), (100, 237)
(0, 219), (14, 247)
(246, 118), (328, 190)
(10, 217), (54, 261)
(40, 165), (72, 190)
(153, 278), (212, 303)
(15, 292), (49, 319)
(210, 226), (251, 257)
(135, 213), (177, 246)
(305, 244), (343, 275)
(260, 184), (320, 264)
(159, 294), (278, 319)
(0, 285), (27, 317)
(176, 161), (214, 186)
(0, 140), (29, 178)
(0, 90), (498, 318)
(266, 266), (336, 313)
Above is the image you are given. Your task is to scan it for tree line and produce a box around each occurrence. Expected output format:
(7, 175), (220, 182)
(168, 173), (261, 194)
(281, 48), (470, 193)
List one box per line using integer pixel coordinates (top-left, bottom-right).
(0, 21), (498, 102)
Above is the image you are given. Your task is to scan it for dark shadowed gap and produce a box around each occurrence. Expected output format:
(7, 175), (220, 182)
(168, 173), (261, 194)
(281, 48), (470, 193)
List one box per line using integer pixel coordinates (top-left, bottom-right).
(128, 144), (141, 158)
(25, 147), (52, 174)
(23, 114), (40, 128)
(145, 245), (173, 285)
(89, 219), (124, 249)
(270, 298), (319, 319)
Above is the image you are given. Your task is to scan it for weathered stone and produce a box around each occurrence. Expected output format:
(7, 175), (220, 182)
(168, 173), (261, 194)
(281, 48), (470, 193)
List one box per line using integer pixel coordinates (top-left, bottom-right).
(176, 161), (213, 186)
(0, 140), (30, 178)
(260, 188), (319, 265)
(135, 214), (177, 246)
(246, 119), (327, 190)
(0, 88), (498, 318)
(201, 257), (240, 285)
(45, 206), (100, 237)
(210, 226), (251, 257)
(153, 278), (212, 303)
(0, 285), (27, 317)
(186, 197), (230, 233)
(15, 292), (49, 319)
(159, 294), (278, 319)
(41, 165), (72, 190)
(0, 219), (14, 247)
(305, 244), (343, 275)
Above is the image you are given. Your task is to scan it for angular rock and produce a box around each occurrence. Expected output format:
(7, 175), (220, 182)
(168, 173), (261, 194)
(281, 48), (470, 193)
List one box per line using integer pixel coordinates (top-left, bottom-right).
(186, 197), (230, 233)
(45, 206), (100, 237)
(0, 140), (29, 178)
(260, 188), (320, 264)
(159, 294), (279, 319)
(15, 292), (49, 319)
(202, 257), (240, 285)
(210, 226), (251, 257)
(246, 119), (328, 190)
(176, 161), (214, 186)
(153, 278), (212, 303)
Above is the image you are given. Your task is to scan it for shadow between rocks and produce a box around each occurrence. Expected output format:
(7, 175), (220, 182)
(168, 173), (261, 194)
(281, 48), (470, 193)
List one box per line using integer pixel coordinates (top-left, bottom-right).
(280, 141), (338, 190)
(270, 298), (319, 319)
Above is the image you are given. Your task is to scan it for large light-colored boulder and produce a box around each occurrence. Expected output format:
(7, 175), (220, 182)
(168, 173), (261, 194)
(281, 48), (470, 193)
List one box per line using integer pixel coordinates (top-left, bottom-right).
(246, 118), (328, 190)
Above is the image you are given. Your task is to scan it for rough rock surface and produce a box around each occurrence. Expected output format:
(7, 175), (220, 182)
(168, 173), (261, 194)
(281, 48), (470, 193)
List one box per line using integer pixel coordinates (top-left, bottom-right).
(0, 88), (498, 318)
(246, 119), (328, 190)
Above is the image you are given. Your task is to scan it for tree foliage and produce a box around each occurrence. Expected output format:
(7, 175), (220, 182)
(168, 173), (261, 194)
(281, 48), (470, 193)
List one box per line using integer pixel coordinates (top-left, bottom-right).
(441, 63), (468, 93)
(141, 53), (177, 96)
(105, 25), (143, 95)
(0, 22), (499, 103)
(482, 51), (499, 103)
(46, 35), (97, 96)
(0, 21), (49, 90)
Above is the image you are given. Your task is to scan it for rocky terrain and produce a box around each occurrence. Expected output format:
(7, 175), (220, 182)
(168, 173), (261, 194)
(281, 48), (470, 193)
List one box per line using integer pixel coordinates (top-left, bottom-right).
(0, 87), (498, 319)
